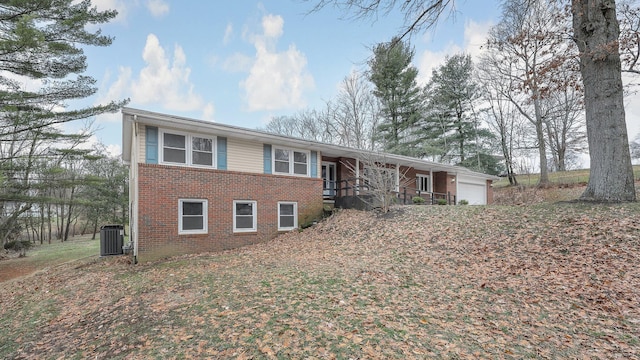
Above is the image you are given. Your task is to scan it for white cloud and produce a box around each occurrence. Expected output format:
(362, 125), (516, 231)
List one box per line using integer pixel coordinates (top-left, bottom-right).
(130, 34), (213, 112)
(416, 19), (492, 85)
(416, 44), (462, 86)
(261, 14), (284, 39)
(223, 53), (253, 73)
(223, 23), (234, 45)
(100, 33), (214, 119)
(146, 0), (169, 18)
(202, 103), (215, 121)
(91, 0), (130, 22)
(239, 14), (314, 111)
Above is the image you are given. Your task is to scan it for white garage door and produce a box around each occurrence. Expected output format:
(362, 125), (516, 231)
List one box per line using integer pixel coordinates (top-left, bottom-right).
(457, 178), (486, 205)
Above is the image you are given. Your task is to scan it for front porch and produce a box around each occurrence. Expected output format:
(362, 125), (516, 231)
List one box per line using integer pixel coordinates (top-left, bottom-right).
(326, 177), (456, 211)
(321, 156), (459, 210)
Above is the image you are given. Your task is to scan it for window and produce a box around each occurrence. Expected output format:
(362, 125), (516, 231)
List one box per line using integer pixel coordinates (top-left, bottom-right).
(233, 200), (257, 232)
(273, 148), (309, 176)
(163, 133), (186, 164)
(161, 130), (215, 167)
(179, 199), (208, 234)
(192, 136), (213, 166)
(278, 202), (298, 231)
(417, 174), (431, 193)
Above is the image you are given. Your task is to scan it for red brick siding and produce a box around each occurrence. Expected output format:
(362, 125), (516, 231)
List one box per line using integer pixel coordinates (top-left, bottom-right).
(486, 180), (494, 204)
(433, 172), (448, 194)
(137, 164), (323, 261)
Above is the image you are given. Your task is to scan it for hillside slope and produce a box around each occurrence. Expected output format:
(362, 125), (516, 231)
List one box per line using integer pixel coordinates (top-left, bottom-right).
(1, 204), (639, 359)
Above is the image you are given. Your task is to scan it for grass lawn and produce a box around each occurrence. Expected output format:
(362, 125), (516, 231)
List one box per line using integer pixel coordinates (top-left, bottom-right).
(0, 235), (100, 282)
(1, 204), (639, 359)
(493, 165), (640, 188)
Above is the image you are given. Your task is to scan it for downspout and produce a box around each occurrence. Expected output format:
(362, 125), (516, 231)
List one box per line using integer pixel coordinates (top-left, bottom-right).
(132, 116), (139, 264)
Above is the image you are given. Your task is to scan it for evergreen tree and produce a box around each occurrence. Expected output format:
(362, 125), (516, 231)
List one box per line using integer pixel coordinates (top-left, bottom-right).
(368, 37), (424, 156)
(422, 54), (499, 173)
(0, 0), (126, 243)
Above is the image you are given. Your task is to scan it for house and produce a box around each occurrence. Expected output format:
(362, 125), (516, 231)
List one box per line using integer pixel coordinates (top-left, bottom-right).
(122, 108), (498, 262)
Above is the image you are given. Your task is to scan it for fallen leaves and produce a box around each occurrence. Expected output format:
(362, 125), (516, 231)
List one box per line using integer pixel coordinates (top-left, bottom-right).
(1, 203), (639, 358)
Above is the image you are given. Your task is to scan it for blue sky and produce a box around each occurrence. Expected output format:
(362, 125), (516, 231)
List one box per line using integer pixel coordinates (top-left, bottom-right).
(76, 0), (639, 157)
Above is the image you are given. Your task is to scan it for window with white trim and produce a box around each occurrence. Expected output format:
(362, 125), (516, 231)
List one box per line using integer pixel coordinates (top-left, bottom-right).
(278, 202), (298, 231)
(417, 174), (431, 193)
(179, 199), (208, 234)
(273, 147), (309, 176)
(233, 200), (257, 232)
(161, 130), (215, 167)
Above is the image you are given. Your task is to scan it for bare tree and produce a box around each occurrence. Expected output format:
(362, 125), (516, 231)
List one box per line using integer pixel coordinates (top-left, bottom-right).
(262, 107), (335, 143)
(618, 0), (640, 77)
(477, 51), (527, 185)
(341, 153), (411, 212)
(542, 65), (587, 171)
(332, 70), (382, 150)
(486, 0), (578, 186)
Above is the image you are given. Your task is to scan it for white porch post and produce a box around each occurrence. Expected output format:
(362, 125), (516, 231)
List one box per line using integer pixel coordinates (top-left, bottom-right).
(355, 158), (360, 195)
(395, 163), (400, 192)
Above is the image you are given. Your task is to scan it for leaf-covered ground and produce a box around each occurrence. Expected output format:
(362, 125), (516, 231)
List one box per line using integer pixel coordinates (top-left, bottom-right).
(1, 203), (639, 359)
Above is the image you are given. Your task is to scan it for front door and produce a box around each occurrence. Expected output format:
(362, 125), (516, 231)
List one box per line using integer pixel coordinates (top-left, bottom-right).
(322, 162), (337, 197)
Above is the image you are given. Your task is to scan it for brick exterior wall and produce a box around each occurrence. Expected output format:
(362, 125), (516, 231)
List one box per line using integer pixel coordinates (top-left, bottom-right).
(137, 164), (323, 262)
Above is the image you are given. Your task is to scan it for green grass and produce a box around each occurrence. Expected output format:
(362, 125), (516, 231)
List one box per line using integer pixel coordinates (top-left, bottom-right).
(27, 236), (101, 264)
(0, 235), (102, 283)
(493, 165), (640, 188)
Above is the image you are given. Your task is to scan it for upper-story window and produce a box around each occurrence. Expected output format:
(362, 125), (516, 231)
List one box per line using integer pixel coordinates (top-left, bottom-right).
(273, 148), (309, 176)
(160, 130), (215, 167)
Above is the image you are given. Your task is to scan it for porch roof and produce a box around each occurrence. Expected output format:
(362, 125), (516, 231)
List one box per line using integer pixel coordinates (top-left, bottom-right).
(122, 107), (498, 181)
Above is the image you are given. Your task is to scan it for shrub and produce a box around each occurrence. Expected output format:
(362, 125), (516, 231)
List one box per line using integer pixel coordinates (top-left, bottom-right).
(458, 199), (469, 205)
(4, 240), (32, 257)
(412, 196), (425, 204)
(437, 199), (448, 205)
(4, 240), (32, 251)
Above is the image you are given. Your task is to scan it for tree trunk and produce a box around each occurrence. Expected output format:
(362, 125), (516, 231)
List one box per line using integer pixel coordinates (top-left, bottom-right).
(573, 0), (636, 202)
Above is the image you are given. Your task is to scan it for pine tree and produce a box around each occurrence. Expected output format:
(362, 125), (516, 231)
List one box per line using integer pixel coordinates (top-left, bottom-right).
(0, 0), (127, 243)
(368, 37), (424, 156)
(421, 54), (499, 174)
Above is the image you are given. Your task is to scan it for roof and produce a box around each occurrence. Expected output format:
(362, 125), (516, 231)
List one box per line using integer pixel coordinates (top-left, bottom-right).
(121, 107), (498, 181)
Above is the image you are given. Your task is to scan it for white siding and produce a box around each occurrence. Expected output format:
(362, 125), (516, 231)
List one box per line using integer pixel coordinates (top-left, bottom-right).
(227, 138), (263, 173)
(138, 124), (146, 163)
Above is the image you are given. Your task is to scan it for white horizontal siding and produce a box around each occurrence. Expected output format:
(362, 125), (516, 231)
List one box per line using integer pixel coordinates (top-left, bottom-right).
(227, 138), (263, 173)
(138, 124), (146, 163)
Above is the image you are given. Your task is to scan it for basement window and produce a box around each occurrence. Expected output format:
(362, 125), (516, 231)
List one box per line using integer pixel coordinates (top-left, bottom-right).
(179, 199), (208, 234)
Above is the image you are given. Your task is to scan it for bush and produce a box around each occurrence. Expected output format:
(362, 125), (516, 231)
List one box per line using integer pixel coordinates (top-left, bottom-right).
(4, 240), (32, 257)
(412, 196), (425, 204)
(4, 240), (32, 251)
(437, 199), (448, 205)
(458, 199), (469, 205)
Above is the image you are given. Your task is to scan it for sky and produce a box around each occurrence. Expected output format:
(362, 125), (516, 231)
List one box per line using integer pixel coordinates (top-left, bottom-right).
(73, 0), (639, 159)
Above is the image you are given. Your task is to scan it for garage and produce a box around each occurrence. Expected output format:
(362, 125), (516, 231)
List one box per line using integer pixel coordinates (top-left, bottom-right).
(456, 176), (487, 205)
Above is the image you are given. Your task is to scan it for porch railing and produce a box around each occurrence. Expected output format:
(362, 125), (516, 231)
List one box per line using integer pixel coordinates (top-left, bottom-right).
(327, 177), (456, 209)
